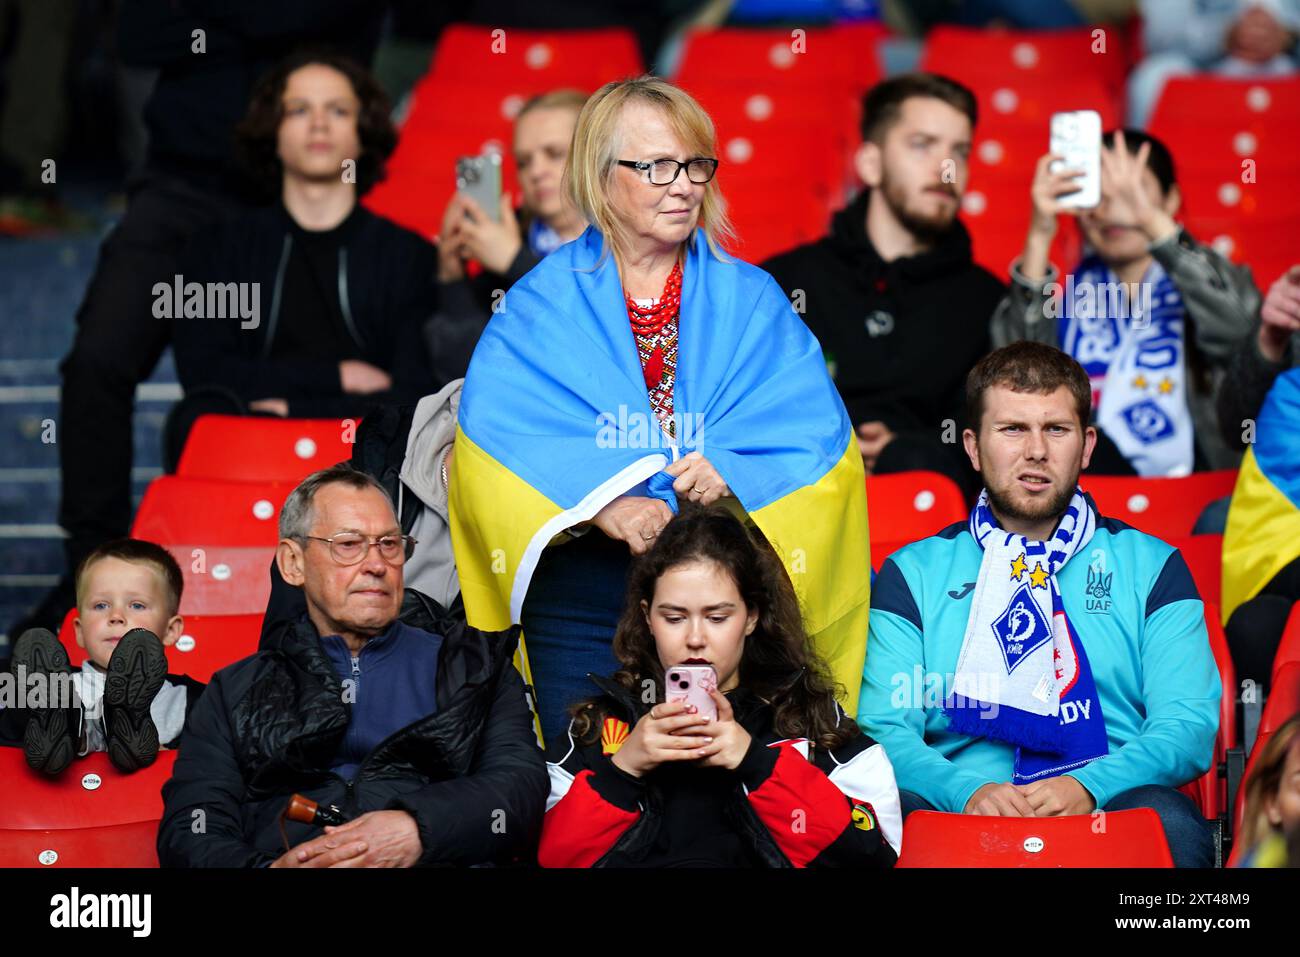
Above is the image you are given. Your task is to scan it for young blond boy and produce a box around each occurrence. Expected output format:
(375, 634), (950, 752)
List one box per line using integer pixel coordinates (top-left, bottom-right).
(6, 539), (204, 774)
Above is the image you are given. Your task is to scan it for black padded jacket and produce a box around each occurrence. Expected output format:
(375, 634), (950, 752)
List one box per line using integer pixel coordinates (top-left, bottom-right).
(157, 590), (547, 867)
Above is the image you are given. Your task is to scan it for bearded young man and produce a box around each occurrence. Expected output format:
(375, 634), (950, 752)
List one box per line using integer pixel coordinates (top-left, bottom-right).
(858, 342), (1220, 868)
(762, 73), (1004, 496)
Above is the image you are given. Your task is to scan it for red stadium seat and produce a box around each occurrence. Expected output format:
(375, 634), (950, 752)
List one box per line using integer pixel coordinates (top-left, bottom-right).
(428, 24), (642, 87)
(1149, 76), (1300, 132)
(1176, 174), (1300, 227)
(1179, 603), (1237, 818)
(365, 120), (518, 240)
(870, 539), (910, 573)
(1079, 470), (1237, 540)
(0, 749), (173, 867)
(1260, 662), (1300, 738)
(130, 477), (291, 616)
(919, 25), (1132, 97)
(1186, 214), (1295, 292)
(866, 471), (967, 545)
(57, 608), (263, 682)
(960, 167), (1083, 277)
(896, 808), (1173, 867)
(965, 74), (1120, 133)
(1229, 660), (1300, 862)
(1170, 535), (1223, 610)
(176, 415), (356, 483)
(1274, 602), (1300, 682)
(0, 820), (161, 868)
(675, 25), (884, 97)
(0, 748), (173, 829)
(723, 177), (835, 262)
(131, 477), (289, 548)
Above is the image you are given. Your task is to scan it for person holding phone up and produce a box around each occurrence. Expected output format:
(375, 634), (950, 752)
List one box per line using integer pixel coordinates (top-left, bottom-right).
(427, 89), (589, 386)
(991, 129), (1258, 479)
(537, 505), (901, 868)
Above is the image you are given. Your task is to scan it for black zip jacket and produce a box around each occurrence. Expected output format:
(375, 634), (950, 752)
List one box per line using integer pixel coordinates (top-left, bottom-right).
(761, 189), (1005, 435)
(157, 590), (547, 867)
(172, 202), (437, 418)
(539, 675), (902, 868)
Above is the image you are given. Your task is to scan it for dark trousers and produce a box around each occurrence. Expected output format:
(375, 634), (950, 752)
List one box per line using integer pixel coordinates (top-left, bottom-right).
(899, 785), (1215, 868)
(520, 531), (630, 745)
(56, 169), (240, 573)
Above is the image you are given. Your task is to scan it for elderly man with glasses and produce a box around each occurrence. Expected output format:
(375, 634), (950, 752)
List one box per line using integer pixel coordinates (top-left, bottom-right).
(157, 465), (547, 868)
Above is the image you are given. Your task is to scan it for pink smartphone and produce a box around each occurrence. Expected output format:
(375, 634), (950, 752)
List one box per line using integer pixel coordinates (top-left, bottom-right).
(664, 665), (718, 722)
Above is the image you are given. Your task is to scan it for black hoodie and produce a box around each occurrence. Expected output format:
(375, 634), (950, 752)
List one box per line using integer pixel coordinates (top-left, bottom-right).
(761, 190), (1005, 436)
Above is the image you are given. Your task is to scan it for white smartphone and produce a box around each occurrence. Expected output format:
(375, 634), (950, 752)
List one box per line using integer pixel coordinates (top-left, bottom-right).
(455, 153), (502, 222)
(1049, 110), (1101, 209)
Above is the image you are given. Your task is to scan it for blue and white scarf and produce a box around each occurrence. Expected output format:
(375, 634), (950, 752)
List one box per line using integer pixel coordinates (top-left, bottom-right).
(944, 488), (1109, 783)
(1060, 254), (1192, 477)
(527, 217), (565, 257)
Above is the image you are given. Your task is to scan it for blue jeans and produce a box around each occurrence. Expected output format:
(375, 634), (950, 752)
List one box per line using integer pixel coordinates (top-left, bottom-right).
(1105, 785), (1214, 869)
(898, 785), (1214, 868)
(520, 532), (630, 744)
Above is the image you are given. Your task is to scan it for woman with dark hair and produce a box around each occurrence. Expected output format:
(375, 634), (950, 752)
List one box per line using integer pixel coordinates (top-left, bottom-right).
(166, 49), (438, 465)
(538, 505), (900, 868)
(992, 128), (1258, 478)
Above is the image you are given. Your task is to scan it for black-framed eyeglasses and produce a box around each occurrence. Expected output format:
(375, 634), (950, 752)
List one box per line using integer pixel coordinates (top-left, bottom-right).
(301, 533), (418, 566)
(617, 158), (719, 186)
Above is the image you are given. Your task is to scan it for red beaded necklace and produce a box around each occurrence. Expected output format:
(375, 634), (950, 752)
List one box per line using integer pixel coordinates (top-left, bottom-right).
(625, 260), (683, 338)
(625, 260), (682, 390)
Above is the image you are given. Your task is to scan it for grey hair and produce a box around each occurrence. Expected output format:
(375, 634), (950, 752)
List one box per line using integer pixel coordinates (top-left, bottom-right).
(278, 465), (397, 540)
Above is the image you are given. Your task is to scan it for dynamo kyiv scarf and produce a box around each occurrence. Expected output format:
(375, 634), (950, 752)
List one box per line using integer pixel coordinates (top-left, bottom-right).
(1062, 254), (1192, 477)
(944, 488), (1109, 783)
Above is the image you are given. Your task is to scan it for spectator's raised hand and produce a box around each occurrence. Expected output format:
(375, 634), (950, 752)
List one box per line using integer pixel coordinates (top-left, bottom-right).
(453, 192), (523, 276)
(1100, 131), (1177, 244)
(1259, 265), (1300, 362)
(1028, 152), (1086, 238)
(436, 193), (469, 282)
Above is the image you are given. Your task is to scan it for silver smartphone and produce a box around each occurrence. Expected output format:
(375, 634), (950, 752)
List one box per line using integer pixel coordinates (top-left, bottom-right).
(1049, 110), (1101, 209)
(455, 153), (502, 222)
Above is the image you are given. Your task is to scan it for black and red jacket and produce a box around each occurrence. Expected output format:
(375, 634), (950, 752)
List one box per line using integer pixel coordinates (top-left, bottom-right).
(539, 675), (902, 868)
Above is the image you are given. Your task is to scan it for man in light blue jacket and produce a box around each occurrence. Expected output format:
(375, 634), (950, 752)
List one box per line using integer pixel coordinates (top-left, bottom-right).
(859, 342), (1220, 867)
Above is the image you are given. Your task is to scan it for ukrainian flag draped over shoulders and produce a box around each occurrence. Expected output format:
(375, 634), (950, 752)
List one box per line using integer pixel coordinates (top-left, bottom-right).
(1222, 368), (1300, 625)
(449, 224), (871, 712)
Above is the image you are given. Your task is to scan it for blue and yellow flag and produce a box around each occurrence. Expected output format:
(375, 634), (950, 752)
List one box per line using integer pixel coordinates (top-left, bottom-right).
(449, 225), (871, 722)
(1222, 368), (1300, 625)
